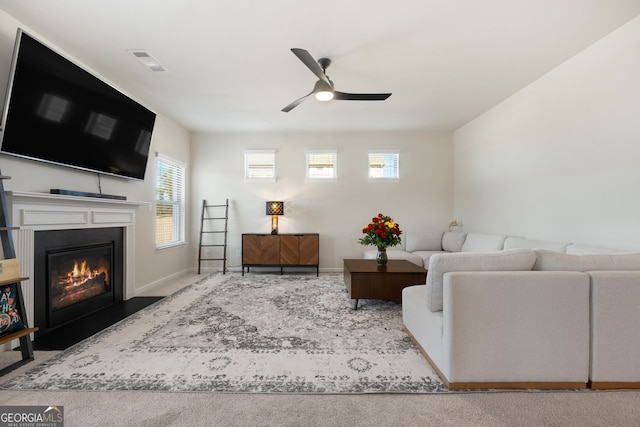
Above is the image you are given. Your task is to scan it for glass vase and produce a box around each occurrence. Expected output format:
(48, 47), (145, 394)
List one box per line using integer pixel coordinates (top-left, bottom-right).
(376, 247), (388, 266)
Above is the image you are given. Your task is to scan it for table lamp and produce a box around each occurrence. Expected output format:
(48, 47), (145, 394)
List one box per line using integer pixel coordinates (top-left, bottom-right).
(266, 201), (284, 234)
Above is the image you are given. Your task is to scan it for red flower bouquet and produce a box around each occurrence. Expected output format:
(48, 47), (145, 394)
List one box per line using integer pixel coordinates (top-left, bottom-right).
(358, 213), (402, 249)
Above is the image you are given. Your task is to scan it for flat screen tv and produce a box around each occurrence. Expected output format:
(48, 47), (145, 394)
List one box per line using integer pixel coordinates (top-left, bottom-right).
(0, 29), (155, 181)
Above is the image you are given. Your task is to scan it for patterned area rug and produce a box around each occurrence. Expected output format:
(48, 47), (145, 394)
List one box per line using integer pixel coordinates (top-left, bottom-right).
(1, 273), (446, 393)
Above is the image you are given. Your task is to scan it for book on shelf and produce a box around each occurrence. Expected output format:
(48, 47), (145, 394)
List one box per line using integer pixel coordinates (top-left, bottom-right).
(0, 258), (20, 282)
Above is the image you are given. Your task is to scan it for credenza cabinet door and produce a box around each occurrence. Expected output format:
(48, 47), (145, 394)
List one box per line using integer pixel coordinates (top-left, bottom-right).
(280, 235), (299, 264)
(261, 235), (280, 264)
(242, 234), (260, 264)
(279, 235), (319, 265)
(299, 235), (319, 265)
(242, 234), (280, 264)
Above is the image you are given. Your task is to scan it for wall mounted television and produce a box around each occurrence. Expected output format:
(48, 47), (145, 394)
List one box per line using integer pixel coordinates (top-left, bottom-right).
(0, 29), (156, 181)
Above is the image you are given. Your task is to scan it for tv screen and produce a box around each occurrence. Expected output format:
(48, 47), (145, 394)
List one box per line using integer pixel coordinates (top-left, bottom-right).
(0, 29), (155, 181)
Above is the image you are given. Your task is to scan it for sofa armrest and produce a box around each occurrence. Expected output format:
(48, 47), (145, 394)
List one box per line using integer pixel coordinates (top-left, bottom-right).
(589, 270), (640, 384)
(442, 271), (590, 383)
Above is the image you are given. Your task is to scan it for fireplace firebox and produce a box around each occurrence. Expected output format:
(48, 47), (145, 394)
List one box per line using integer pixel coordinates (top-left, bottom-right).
(34, 228), (124, 336)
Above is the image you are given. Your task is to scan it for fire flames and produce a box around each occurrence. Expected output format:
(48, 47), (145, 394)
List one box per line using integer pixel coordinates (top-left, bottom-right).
(51, 256), (111, 311)
(62, 260), (108, 288)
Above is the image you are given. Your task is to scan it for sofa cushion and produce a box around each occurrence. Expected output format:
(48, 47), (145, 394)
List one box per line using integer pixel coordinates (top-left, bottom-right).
(425, 248), (537, 312)
(412, 250), (445, 268)
(503, 237), (569, 253)
(534, 250), (640, 271)
(405, 230), (444, 252)
(565, 244), (633, 255)
(589, 271), (640, 383)
(441, 232), (467, 252)
(461, 233), (507, 252)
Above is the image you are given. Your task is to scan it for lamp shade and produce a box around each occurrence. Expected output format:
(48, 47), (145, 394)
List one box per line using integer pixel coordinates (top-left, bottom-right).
(266, 201), (284, 215)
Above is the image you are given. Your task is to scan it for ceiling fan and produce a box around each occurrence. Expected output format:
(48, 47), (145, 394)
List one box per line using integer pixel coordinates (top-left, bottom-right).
(281, 48), (391, 112)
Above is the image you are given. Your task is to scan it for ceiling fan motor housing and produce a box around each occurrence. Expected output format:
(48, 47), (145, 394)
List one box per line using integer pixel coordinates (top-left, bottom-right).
(318, 57), (331, 71)
(314, 79), (333, 92)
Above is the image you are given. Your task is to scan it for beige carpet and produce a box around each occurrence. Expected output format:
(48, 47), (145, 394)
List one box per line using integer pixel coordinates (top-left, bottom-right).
(2, 350), (639, 425)
(1, 361), (639, 427)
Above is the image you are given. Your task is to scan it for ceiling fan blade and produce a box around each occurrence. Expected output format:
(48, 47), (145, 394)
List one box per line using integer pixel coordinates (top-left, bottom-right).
(281, 91), (313, 112)
(291, 48), (331, 85)
(333, 91), (392, 101)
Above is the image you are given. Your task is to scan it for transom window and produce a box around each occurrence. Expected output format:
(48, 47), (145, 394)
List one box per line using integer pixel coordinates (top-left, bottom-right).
(306, 150), (337, 180)
(244, 150), (276, 180)
(368, 151), (399, 180)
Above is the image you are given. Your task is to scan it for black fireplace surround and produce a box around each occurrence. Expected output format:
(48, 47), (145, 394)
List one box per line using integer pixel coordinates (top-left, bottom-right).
(34, 227), (124, 336)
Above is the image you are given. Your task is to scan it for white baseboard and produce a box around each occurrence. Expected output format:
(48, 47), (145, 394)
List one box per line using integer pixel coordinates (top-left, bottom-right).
(134, 268), (194, 296)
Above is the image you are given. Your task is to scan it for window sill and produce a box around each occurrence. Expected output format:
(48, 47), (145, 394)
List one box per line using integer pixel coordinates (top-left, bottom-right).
(367, 178), (400, 183)
(305, 178), (338, 182)
(156, 241), (187, 251)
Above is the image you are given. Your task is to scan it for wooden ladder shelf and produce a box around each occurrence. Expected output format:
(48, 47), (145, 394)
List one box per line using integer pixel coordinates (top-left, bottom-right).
(0, 172), (38, 376)
(197, 199), (229, 274)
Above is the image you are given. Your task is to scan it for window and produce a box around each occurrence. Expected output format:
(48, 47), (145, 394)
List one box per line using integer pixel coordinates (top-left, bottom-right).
(244, 150), (276, 180)
(368, 151), (399, 180)
(156, 154), (185, 248)
(306, 150), (337, 180)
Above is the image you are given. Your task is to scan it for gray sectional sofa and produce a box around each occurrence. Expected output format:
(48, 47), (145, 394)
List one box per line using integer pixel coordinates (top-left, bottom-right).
(363, 230), (640, 390)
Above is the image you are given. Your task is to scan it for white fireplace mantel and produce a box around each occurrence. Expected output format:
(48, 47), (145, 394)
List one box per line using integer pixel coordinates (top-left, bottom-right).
(6, 191), (150, 329)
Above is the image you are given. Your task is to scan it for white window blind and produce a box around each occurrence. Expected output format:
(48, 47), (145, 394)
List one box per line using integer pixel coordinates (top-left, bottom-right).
(306, 150), (337, 179)
(368, 151), (399, 180)
(156, 154), (186, 248)
(244, 150), (276, 179)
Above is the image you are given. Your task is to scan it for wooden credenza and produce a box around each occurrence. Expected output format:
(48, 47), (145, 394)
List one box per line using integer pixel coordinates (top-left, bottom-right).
(242, 233), (319, 276)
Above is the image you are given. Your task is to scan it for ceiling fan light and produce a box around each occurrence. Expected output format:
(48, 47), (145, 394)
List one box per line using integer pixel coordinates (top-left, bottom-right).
(315, 91), (334, 101)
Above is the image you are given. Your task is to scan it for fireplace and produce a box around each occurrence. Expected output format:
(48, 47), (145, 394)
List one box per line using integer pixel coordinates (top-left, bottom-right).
(5, 190), (147, 346)
(34, 227), (124, 336)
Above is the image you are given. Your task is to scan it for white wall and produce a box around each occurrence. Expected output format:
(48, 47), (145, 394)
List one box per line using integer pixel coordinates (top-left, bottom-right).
(191, 130), (453, 271)
(454, 15), (640, 250)
(0, 10), (192, 290)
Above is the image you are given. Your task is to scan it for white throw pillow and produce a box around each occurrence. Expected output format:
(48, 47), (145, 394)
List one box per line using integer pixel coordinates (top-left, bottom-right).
(425, 249), (537, 312)
(441, 232), (467, 252)
(503, 236), (570, 252)
(461, 233), (507, 252)
(405, 230), (444, 252)
(534, 249), (640, 271)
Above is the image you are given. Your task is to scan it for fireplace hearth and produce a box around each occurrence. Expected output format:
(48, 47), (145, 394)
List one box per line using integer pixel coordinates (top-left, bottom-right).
(34, 227), (124, 337)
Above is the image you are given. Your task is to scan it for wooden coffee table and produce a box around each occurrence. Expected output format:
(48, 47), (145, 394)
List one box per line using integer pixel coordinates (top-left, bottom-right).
(343, 259), (427, 309)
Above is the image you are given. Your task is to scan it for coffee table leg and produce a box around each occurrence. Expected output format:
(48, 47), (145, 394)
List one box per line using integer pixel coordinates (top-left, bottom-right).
(353, 299), (359, 310)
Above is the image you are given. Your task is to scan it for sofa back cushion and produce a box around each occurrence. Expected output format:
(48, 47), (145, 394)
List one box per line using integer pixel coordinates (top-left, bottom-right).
(534, 249), (640, 271)
(503, 237), (569, 253)
(405, 230), (444, 252)
(425, 248), (537, 312)
(460, 233), (507, 252)
(441, 232), (467, 252)
(565, 244), (633, 255)
(362, 248), (424, 267)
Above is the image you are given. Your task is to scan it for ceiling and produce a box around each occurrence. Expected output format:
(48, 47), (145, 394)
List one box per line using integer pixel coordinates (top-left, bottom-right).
(1, 0), (640, 133)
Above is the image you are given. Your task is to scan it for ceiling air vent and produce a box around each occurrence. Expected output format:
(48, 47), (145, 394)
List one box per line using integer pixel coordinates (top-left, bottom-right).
(127, 49), (166, 72)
